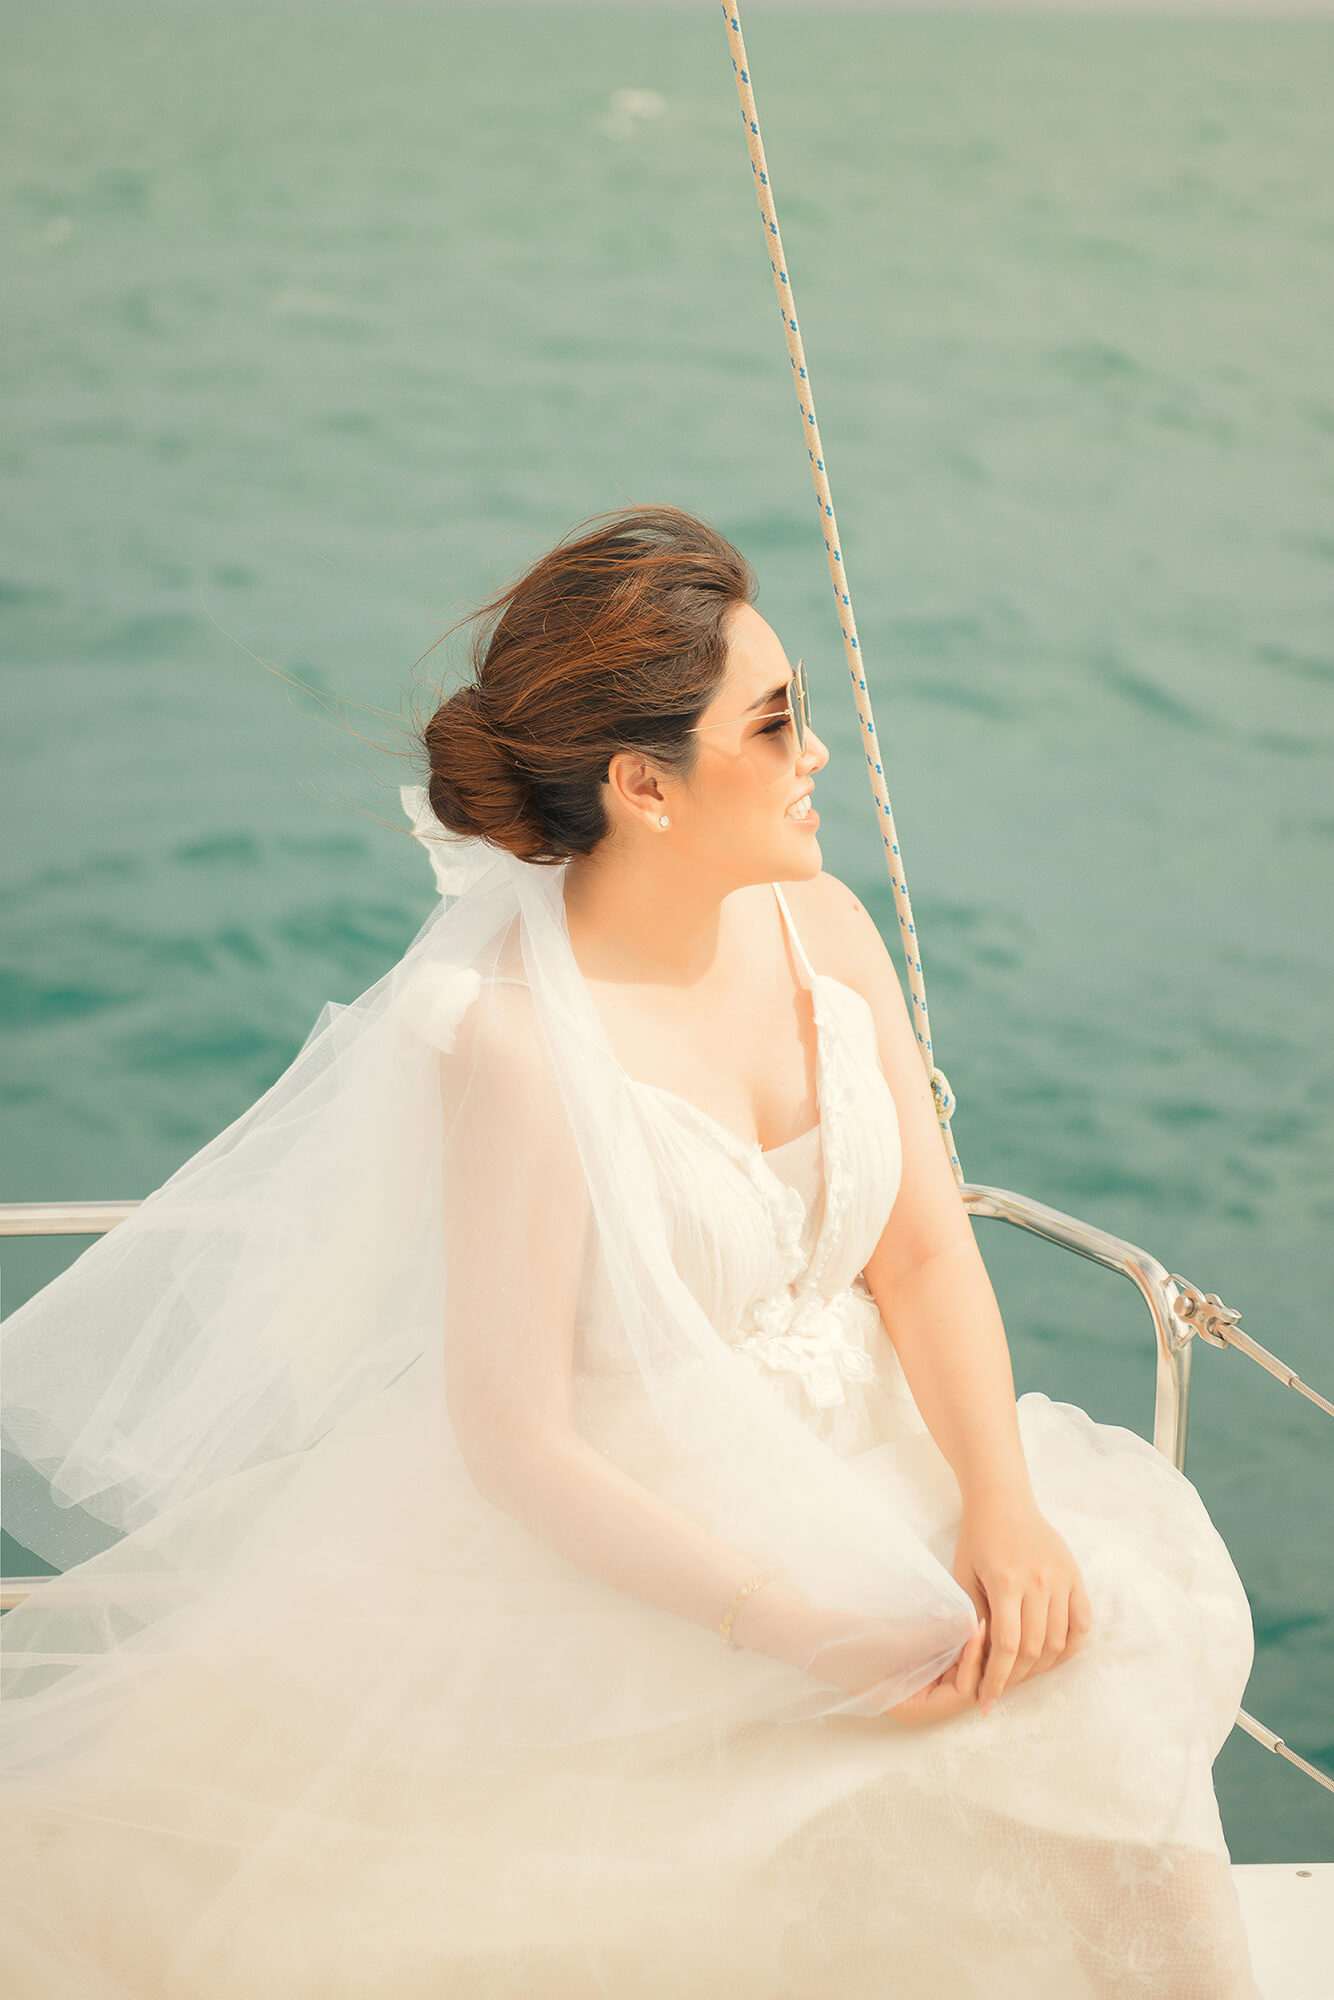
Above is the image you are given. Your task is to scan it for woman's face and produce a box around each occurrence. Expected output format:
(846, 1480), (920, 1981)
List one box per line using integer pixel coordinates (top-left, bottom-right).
(658, 602), (830, 885)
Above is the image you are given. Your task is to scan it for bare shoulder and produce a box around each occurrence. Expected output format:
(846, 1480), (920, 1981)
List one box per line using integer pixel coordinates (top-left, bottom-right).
(778, 871), (970, 1267)
(775, 869), (892, 993)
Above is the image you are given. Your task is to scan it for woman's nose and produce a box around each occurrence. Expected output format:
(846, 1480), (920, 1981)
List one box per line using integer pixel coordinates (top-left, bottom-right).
(801, 728), (830, 772)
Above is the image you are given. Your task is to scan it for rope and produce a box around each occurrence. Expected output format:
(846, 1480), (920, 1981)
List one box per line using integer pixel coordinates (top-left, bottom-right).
(719, 3), (964, 1189)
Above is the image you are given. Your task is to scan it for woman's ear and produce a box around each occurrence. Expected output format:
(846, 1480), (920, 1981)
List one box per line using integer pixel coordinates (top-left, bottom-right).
(605, 749), (671, 832)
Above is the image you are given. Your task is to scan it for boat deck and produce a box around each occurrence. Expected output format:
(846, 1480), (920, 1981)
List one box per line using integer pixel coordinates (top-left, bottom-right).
(1233, 1864), (1332, 1998)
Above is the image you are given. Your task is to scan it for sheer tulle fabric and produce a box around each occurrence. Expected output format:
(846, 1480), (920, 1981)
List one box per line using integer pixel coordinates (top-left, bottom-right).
(0, 794), (1260, 1995)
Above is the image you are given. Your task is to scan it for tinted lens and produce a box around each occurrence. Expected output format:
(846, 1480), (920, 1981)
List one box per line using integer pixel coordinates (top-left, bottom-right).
(791, 660), (808, 751)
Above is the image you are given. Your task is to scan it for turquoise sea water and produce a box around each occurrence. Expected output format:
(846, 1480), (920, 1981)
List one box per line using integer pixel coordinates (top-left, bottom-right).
(2, 3), (1331, 1861)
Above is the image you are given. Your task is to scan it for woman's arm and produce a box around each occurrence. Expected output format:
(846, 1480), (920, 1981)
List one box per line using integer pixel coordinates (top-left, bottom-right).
(788, 871), (1092, 1707)
(795, 871), (1032, 1502)
(436, 980), (811, 1665)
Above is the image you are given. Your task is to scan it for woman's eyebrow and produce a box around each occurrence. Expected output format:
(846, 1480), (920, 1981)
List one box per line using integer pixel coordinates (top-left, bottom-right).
(745, 679), (790, 713)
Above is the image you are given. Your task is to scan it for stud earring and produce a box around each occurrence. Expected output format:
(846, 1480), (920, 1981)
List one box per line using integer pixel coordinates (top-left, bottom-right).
(658, 814), (670, 828)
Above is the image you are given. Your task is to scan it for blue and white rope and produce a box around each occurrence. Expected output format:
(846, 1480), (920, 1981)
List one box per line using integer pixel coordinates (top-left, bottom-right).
(720, 1), (963, 1188)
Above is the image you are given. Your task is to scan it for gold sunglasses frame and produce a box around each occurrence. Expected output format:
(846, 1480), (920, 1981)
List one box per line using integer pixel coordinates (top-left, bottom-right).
(691, 659), (811, 753)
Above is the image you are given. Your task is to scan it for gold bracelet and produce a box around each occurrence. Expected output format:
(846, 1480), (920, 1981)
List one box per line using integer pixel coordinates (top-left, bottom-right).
(718, 1568), (778, 1650)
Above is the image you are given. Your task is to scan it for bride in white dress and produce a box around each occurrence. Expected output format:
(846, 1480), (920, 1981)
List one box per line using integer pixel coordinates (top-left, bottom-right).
(0, 504), (1260, 1997)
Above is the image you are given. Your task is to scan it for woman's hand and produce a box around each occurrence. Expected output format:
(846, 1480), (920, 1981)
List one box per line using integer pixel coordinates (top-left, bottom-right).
(735, 1586), (989, 1726)
(880, 1619), (987, 1726)
(805, 1615), (987, 1727)
(952, 1490), (1092, 1716)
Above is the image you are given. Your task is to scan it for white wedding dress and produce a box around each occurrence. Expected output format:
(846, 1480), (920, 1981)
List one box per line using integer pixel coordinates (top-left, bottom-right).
(0, 884), (1261, 1998)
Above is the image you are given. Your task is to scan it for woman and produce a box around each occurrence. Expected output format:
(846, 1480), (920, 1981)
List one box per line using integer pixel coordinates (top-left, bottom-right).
(0, 505), (1260, 1996)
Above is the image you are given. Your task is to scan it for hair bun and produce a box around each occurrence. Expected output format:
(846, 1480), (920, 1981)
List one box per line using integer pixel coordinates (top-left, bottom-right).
(424, 683), (548, 862)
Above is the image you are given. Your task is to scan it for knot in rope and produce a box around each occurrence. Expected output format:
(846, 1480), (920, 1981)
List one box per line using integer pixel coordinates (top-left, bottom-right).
(930, 1068), (955, 1121)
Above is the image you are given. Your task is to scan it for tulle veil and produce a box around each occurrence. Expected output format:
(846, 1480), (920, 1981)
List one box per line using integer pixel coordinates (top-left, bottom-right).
(1, 785), (979, 1789)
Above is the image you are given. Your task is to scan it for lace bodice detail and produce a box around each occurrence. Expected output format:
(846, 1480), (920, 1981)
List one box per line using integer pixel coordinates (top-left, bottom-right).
(572, 886), (917, 1435)
(760, 1122), (824, 1263)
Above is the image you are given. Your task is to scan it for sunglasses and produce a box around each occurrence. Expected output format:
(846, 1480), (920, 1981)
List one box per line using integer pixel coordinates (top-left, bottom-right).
(692, 659), (812, 754)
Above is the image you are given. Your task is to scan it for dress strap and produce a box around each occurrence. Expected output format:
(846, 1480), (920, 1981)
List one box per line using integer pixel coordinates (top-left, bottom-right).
(771, 882), (818, 989)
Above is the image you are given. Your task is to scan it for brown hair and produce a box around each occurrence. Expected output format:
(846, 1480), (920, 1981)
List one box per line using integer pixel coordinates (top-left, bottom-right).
(421, 505), (756, 864)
